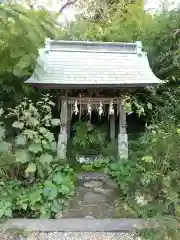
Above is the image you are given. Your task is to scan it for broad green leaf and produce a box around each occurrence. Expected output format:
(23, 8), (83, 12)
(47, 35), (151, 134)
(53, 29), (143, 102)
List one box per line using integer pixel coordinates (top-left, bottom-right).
(15, 149), (31, 163)
(5, 208), (12, 217)
(137, 107), (145, 117)
(147, 102), (152, 110)
(28, 143), (42, 153)
(42, 141), (51, 150)
(51, 142), (57, 152)
(29, 190), (42, 205)
(16, 54), (31, 69)
(22, 203), (28, 210)
(53, 173), (64, 184)
(39, 206), (51, 219)
(15, 134), (27, 146)
(51, 199), (62, 213)
(23, 129), (36, 139)
(124, 102), (132, 113)
(31, 118), (39, 127)
(11, 49), (26, 59)
(0, 108), (4, 116)
(43, 184), (58, 200)
(59, 185), (70, 195)
(39, 127), (48, 134)
(39, 153), (53, 165)
(12, 121), (24, 129)
(0, 127), (5, 140)
(13, 66), (28, 77)
(177, 129), (180, 134)
(141, 156), (155, 163)
(51, 118), (60, 126)
(44, 132), (55, 142)
(25, 163), (36, 173)
(48, 101), (55, 106)
(34, 137), (41, 143)
(0, 141), (11, 152)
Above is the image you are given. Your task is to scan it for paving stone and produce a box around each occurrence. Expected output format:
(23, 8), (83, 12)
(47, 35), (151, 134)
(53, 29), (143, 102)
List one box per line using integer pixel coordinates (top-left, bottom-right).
(83, 181), (103, 188)
(93, 187), (112, 195)
(84, 216), (95, 219)
(84, 192), (107, 203)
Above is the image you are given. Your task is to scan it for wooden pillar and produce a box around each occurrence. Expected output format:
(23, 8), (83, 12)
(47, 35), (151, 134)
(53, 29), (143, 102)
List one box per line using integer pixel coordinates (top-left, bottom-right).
(67, 103), (71, 139)
(110, 114), (115, 141)
(57, 96), (68, 160)
(118, 98), (128, 159)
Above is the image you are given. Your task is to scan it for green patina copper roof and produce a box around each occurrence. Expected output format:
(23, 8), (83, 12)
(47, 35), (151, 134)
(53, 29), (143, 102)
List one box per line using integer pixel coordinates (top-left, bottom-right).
(25, 38), (162, 88)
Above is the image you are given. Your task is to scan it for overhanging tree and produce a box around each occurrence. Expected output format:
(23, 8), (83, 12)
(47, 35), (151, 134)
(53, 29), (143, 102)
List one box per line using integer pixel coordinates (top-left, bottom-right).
(0, 4), (59, 77)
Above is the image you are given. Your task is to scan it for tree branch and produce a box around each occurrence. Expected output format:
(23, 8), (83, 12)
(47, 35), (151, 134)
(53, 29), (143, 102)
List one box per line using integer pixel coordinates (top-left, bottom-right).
(59, 0), (78, 13)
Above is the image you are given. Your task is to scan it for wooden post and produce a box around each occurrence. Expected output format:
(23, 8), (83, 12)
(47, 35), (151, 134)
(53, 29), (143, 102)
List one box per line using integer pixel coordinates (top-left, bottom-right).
(67, 103), (71, 139)
(118, 98), (128, 159)
(57, 94), (68, 160)
(110, 114), (115, 141)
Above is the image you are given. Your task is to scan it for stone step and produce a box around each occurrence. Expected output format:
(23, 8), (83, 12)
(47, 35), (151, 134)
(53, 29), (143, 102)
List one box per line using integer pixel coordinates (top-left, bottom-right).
(0, 219), (143, 232)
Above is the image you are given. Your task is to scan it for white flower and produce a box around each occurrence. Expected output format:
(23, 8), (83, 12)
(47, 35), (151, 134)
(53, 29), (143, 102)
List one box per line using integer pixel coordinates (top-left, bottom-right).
(109, 100), (114, 115)
(74, 100), (79, 115)
(135, 192), (148, 206)
(78, 156), (85, 163)
(98, 101), (103, 116)
(87, 102), (91, 116)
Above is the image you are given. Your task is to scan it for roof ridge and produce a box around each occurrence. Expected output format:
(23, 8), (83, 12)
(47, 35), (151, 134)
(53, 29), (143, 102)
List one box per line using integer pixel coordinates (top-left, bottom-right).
(44, 38), (142, 54)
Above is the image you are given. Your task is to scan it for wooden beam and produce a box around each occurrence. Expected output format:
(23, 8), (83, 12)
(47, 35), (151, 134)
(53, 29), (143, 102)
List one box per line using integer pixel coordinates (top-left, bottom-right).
(59, 97), (121, 105)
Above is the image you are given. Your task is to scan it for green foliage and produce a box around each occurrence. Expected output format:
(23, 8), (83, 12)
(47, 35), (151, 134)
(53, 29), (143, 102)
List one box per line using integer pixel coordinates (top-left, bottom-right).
(142, 9), (180, 81)
(0, 4), (59, 76)
(105, 159), (138, 194)
(106, 119), (180, 218)
(101, 142), (118, 157)
(0, 165), (75, 219)
(60, 0), (151, 43)
(81, 156), (112, 171)
(7, 94), (60, 179)
(0, 95), (75, 219)
(136, 217), (180, 240)
(72, 121), (107, 153)
(0, 108), (20, 181)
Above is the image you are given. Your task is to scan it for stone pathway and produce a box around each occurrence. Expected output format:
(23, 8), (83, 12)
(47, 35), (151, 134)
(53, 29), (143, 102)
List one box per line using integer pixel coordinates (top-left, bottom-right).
(0, 173), (138, 240)
(60, 172), (136, 218)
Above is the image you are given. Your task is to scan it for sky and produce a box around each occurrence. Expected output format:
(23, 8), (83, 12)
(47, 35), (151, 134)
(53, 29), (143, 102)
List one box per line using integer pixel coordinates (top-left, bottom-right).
(32, 0), (180, 22)
(58, 0), (180, 22)
(145, 0), (179, 12)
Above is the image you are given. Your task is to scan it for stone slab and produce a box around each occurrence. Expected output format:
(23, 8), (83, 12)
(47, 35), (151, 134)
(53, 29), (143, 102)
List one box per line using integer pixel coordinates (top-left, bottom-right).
(77, 172), (118, 188)
(84, 192), (107, 203)
(0, 219), (146, 232)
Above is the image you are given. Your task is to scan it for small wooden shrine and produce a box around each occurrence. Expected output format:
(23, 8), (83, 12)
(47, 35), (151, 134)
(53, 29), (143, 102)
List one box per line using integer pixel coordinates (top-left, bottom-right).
(26, 39), (162, 160)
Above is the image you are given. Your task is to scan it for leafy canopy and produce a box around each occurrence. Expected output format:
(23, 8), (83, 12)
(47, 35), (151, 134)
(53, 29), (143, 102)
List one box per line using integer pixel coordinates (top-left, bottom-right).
(0, 4), (59, 76)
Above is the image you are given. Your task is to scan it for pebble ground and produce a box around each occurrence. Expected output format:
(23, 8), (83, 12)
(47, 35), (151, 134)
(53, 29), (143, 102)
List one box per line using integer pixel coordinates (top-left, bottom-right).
(0, 232), (135, 240)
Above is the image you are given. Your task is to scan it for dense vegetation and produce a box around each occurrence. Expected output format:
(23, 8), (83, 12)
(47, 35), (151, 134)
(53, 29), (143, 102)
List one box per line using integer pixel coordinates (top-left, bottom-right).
(0, 1), (180, 238)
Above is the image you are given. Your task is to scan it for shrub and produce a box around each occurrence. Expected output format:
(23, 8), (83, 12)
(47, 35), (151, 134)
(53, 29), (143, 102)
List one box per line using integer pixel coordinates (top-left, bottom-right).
(106, 120), (180, 217)
(7, 94), (60, 179)
(0, 108), (19, 181)
(0, 165), (75, 219)
(81, 156), (112, 171)
(72, 121), (107, 153)
(0, 94), (76, 219)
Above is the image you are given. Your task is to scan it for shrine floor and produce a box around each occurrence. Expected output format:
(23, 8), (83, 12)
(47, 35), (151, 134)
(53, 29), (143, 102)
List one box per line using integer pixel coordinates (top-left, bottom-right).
(58, 172), (136, 219)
